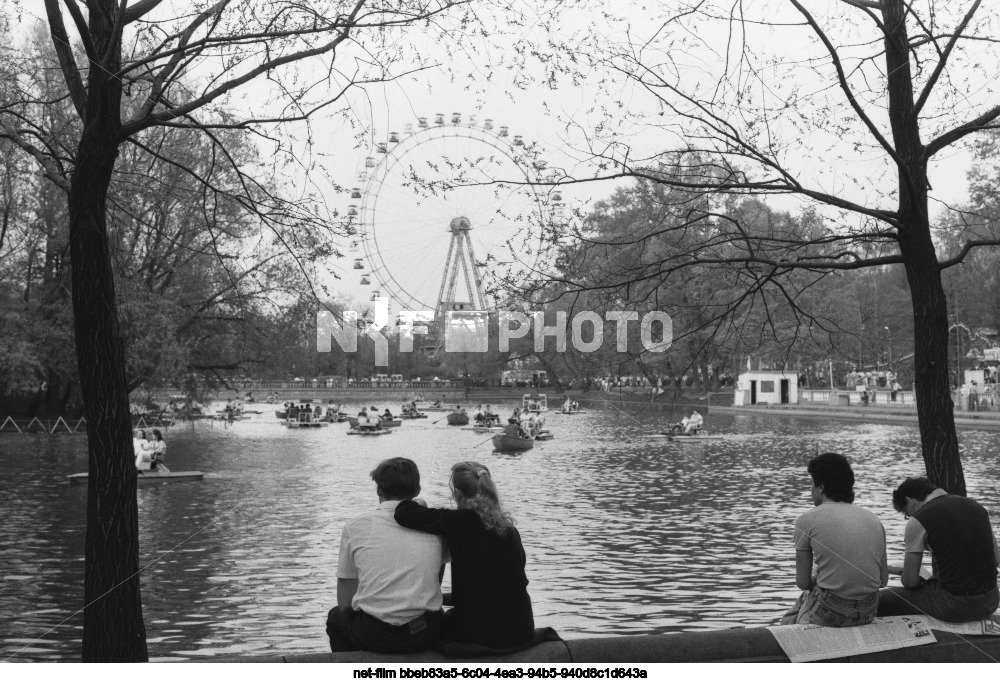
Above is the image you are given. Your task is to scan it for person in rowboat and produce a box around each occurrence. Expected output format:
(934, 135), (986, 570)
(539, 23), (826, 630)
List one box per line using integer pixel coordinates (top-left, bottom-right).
(503, 420), (529, 439)
(148, 429), (167, 471)
(684, 410), (704, 435)
(134, 430), (152, 471)
(394, 462), (535, 650)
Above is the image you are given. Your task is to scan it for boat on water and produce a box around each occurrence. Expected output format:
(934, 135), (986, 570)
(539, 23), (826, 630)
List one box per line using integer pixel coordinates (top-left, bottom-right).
(400, 412), (428, 419)
(285, 410), (328, 428)
(522, 394), (548, 413)
(68, 471), (205, 485)
(464, 425), (505, 433)
(534, 430), (555, 441)
(554, 408), (587, 415)
(347, 426), (392, 436)
(653, 432), (725, 442)
(446, 412), (470, 426)
(491, 433), (535, 452)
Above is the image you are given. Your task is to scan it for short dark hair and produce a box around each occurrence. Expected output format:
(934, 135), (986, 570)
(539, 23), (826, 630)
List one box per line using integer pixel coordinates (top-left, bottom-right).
(807, 453), (855, 503)
(370, 458), (420, 500)
(891, 477), (937, 513)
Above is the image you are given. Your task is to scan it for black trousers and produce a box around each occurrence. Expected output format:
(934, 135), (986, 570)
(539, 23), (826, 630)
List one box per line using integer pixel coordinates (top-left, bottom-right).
(326, 608), (442, 654)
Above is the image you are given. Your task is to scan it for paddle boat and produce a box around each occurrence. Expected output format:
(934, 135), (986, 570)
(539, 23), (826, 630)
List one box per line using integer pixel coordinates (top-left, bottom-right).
(554, 399), (586, 414)
(68, 470), (205, 485)
(346, 416), (400, 428)
(652, 431), (725, 442)
(492, 433), (535, 452)
(285, 409), (328, 428)
(347, 423), (393, 436)
(522, 394), (548, 414)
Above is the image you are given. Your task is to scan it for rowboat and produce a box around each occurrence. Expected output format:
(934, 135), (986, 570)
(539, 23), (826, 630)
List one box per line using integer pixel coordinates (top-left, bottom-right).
(464, 425), (505, 433)
(347, 427), (392, 436)
(554, 409), (587, 415)
(491, 434), (535, 452)
(68, 471), (205, 485)
(534, 430), (555, 441)
(446, 413), (470, 426)
(400, 412), (428, 419)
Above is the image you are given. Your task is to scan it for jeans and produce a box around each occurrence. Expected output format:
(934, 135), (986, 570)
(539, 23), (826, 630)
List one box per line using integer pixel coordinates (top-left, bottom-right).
(781, 585), (878, 627)
(326, 608), (442, 654)
(877, 582), (999, 623)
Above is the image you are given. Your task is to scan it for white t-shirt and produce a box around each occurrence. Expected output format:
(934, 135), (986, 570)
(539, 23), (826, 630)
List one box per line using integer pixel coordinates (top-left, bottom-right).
(337, 500), (450, 625)
(134, 439), (151, 470)
(794, 501), (887, 599)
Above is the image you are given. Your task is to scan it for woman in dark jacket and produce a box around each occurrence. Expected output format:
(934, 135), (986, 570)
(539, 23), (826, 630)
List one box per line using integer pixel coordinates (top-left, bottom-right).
(394, 462), (534, 648)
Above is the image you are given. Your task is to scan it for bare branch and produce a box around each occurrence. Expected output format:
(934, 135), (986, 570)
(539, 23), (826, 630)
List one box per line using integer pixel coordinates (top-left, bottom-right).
(791, 0), (902, 167)
(912, 0), (982, 119)
(925, 103), (1000, 156)
(43, 0), (87, 119)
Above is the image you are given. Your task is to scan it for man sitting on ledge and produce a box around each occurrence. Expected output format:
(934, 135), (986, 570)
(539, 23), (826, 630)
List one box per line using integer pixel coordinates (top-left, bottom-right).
(326, 458), (450, 653)
(877, 477), (1000, 622)
(781, 453), (887, 627)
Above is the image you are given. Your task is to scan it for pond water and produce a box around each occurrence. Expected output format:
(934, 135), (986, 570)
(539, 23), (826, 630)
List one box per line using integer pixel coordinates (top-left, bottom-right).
(1, 403), (999, 661)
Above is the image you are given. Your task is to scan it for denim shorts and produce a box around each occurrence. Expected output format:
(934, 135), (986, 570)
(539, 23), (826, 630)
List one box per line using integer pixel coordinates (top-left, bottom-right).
(783, 585), (878, 627)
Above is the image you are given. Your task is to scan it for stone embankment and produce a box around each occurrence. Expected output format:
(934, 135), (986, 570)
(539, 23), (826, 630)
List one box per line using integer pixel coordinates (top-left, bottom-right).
(215, 628), (1000, 663)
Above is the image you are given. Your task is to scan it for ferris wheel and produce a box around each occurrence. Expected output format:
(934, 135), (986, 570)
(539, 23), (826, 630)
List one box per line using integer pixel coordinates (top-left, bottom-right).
(349, 113), (566, 315)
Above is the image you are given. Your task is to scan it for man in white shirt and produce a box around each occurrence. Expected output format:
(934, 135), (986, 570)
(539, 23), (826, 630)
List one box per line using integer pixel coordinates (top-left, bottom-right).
(326, 458), (449, 653)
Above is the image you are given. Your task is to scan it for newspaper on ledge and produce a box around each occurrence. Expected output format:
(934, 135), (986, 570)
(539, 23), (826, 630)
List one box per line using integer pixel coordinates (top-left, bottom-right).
(767, 616), (935, 662)
(919, 613), (1000, 636)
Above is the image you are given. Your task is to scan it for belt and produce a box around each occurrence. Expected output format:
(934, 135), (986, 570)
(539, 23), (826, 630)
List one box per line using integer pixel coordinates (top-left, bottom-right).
(359, 610), (440, 636)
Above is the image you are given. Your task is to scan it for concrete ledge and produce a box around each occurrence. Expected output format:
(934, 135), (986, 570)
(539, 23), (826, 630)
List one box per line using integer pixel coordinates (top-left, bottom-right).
(210, 629), (1000, 663)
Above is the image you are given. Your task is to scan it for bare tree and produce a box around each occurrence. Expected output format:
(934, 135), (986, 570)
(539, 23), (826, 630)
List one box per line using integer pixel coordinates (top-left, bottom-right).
(539, 0), (1000, 495)
(0, 0), (485, 661)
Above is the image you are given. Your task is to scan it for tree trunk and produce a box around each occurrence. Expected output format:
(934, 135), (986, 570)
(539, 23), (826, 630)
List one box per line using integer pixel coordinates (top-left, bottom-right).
(69, 3), (148, 661)
(882, 0), (965, 495)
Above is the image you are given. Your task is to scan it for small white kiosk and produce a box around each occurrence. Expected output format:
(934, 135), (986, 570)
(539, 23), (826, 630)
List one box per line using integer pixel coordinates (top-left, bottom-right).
(734, 371), (799, 406)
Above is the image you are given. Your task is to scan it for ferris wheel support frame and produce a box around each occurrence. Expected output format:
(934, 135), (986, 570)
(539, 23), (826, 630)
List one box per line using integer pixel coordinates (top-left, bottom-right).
(435, 218), (487, 322)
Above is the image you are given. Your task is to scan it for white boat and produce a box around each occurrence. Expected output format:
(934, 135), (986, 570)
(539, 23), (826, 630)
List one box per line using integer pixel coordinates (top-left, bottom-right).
(68, 471), (205, 485)
(651, 432), (725, 442)
(522, 394), (547, 413)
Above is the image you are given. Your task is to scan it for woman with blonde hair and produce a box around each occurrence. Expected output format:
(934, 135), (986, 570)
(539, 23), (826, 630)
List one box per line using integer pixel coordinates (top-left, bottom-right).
(394, 462), (534, 649)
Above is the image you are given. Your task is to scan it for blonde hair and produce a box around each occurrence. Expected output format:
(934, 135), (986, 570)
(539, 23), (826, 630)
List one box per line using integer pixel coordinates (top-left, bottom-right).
(450, 461), (515, 534)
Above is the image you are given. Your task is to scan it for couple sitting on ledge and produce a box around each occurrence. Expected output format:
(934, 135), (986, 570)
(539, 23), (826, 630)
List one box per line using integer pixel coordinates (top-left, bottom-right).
(781, 452), (1000, 628)
(327, 457), (545, 655)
